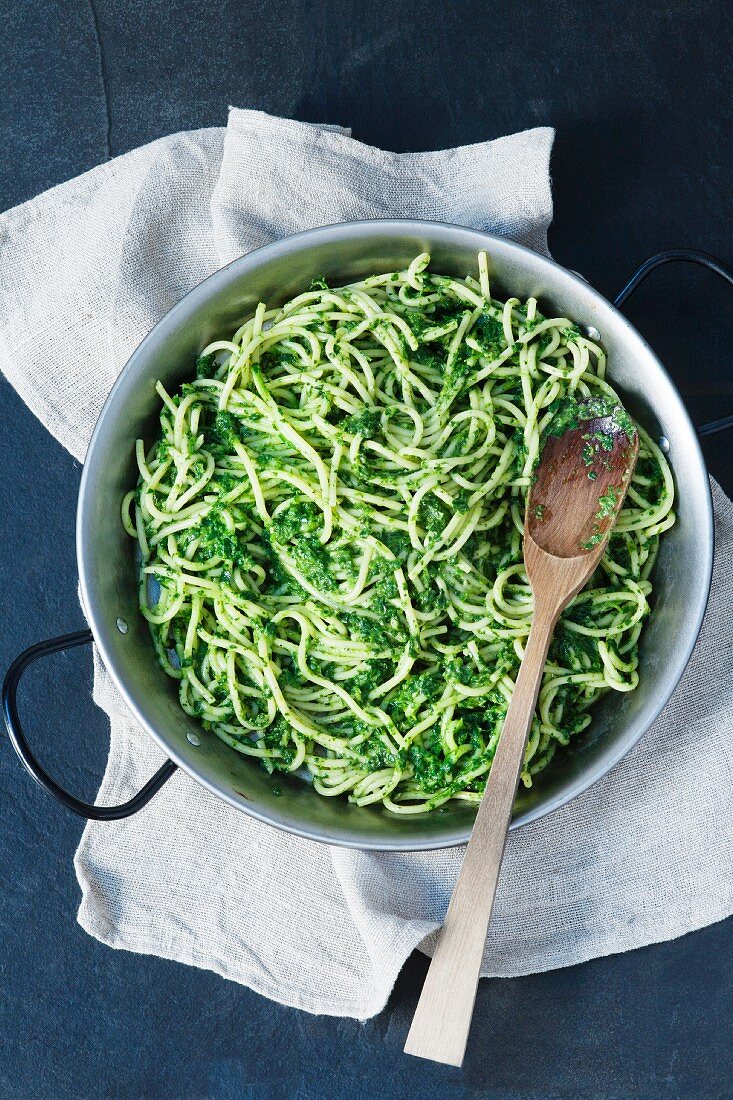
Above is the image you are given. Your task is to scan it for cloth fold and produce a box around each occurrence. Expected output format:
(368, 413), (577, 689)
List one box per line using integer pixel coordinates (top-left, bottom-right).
(1, 108), (730, 1020)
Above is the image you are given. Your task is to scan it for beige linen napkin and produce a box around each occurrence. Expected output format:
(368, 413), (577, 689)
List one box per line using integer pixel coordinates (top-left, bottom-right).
(1, 108), (730, 1019)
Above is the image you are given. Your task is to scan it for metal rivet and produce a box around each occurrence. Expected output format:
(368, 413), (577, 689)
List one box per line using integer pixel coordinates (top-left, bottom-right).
(658, 436), (670, 453)
(186, 732), (201, 747)
(586, 325), (601, 341)
(116, 617), (128, 635)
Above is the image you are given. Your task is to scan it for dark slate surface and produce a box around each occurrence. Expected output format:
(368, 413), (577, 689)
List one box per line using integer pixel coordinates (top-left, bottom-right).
(1, 2), (731, 1097)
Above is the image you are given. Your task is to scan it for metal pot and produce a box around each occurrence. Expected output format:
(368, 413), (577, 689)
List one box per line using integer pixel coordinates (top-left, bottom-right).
(4, 222), (732, 849)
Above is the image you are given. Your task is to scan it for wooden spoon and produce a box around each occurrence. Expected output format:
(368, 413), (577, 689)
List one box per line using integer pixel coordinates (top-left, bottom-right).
(404, 396), (639, 1067)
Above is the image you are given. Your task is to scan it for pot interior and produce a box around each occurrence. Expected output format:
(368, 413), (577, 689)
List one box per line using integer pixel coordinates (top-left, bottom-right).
(77, 223), (712, 849)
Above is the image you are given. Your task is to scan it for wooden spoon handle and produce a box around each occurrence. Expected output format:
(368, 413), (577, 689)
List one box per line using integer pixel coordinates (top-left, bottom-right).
(404, 599), (560, 1067)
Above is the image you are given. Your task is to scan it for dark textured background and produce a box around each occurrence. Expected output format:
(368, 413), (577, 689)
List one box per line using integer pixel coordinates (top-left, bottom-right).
(1, 2), (732, 1097)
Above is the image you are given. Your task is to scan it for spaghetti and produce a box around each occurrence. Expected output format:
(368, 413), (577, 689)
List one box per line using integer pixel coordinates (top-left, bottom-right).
(122, 252), (675, 814)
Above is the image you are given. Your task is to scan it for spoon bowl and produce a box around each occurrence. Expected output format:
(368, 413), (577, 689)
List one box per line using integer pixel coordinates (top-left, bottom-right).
(528, 396), (639, 558)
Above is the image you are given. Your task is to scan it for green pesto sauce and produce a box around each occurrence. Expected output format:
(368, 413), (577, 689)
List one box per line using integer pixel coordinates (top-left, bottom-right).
(544, 394), (637, 446)
(596, 485), (618, 519)
(581, 485), (620, 550)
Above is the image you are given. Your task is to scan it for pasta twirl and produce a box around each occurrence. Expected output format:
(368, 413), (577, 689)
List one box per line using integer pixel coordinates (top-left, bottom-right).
(122, 252), (675, 814)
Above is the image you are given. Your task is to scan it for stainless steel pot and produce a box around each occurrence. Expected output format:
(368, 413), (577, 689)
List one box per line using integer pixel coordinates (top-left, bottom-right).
(4, 222), (732, 850)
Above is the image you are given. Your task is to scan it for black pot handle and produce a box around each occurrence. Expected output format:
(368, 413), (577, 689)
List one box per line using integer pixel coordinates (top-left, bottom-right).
(2, 629), (177, 820)
(612, 248), (733, 437)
